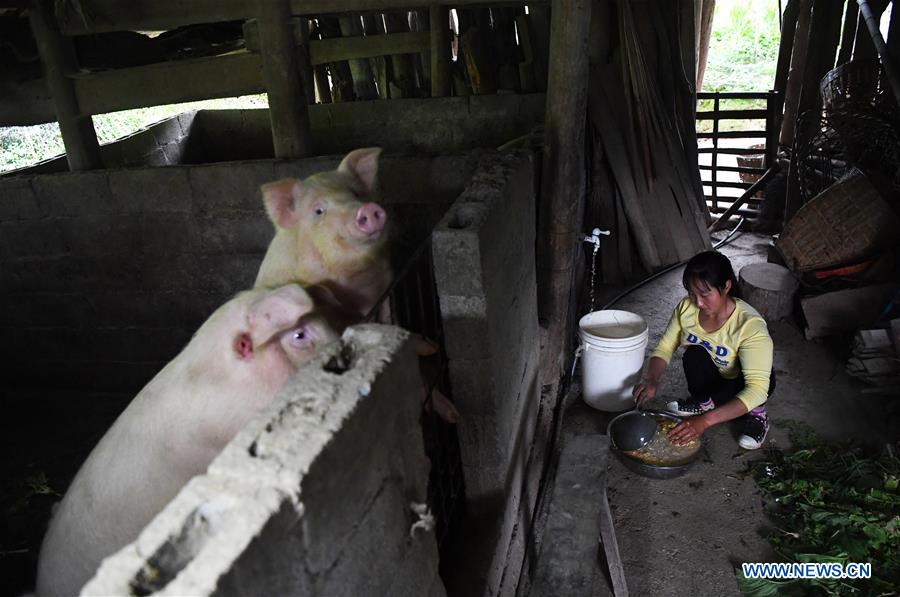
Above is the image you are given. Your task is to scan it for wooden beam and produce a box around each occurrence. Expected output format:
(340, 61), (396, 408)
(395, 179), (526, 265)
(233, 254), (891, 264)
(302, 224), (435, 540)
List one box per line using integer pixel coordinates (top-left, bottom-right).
(430, 5), (451, 97)
(29, 0), (101, 171)
(73, 53), (265, 116)
(57, 0), (550, 35)
(538, 0), (591, 384)
(696, 0), (715, 90)
(310, 31), (430, 66)
(835, 0), (858, 65)
(256, 0), (312, 158)
(248, 19), (430, 69)
(773, 0), (802, 96)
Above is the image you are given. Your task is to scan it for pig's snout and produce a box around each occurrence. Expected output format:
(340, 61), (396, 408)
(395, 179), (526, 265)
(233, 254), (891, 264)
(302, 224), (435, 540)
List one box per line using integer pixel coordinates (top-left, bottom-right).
(355, 203), (386, 236)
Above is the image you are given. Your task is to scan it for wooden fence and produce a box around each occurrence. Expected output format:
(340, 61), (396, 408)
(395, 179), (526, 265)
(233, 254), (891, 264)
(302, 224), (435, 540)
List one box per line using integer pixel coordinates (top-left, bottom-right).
(697, 90), (781, 219)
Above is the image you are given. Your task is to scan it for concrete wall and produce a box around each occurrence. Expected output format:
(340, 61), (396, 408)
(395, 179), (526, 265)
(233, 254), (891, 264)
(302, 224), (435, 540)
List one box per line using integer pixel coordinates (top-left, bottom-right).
(82, 325), (445, 597)
(432, 150), (543, 596)
(5, 94), (545, 175)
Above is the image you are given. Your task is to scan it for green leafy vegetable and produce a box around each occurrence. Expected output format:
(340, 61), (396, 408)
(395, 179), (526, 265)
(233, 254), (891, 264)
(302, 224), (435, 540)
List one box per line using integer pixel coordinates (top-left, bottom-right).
(737, 422), (900, 595)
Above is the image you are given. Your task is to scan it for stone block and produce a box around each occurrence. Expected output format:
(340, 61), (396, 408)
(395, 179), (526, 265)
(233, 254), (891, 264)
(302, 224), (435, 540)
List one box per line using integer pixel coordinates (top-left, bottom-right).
(192, 254), (261, 293)
(196, 214), (272, 255)
(437, 295), (490, 359)
(108, 167), (192, 213)
(0, 176), (45, 220)
(59, 214), (142, 260)
(0, 219), (67, 257)
(189, 162), (276, 213)
(32, 171), (119, 216)
(140, 213), (198, 256)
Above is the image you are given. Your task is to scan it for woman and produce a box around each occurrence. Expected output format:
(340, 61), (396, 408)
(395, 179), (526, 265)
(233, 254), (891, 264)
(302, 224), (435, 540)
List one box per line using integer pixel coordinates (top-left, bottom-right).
(632, 251), (775, 449)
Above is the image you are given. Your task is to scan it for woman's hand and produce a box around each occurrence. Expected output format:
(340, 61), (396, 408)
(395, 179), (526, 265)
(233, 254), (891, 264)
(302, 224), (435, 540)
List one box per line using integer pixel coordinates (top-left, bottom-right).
(632, 381), (658, 406)
(667, 416), (708, 445)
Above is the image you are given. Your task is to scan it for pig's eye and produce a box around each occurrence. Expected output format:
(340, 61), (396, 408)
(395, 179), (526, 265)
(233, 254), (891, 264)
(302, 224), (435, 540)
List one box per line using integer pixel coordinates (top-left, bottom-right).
(313, 204), (327, 217)
(288, 325), (315, 349)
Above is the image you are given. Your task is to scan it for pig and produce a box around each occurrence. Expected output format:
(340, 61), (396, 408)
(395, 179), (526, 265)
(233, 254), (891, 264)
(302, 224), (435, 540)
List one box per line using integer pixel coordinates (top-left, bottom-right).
(255, 147), (392, 320)
(255, 149), (460, 424)
(35, 285), (338, 597)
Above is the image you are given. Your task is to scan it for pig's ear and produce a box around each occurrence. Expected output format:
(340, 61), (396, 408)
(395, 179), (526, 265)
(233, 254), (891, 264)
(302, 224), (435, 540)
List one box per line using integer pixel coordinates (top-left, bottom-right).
(248, 285), (315, 347)
(261, 179), (304, 228)
(337, 148), (382, 196)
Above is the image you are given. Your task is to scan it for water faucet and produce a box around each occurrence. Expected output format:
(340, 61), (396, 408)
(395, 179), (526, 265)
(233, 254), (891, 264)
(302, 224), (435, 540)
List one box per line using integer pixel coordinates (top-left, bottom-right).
(583, 227), (611, 250)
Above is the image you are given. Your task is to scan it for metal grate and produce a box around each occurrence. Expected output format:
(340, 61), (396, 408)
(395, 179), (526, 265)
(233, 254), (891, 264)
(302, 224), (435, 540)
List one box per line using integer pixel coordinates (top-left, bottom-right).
(367, 240), (467, 560)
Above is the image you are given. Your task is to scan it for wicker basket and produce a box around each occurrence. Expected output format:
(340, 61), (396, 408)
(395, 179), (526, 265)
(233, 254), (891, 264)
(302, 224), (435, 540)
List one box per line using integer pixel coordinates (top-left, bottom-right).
(776, 171), (900, 272)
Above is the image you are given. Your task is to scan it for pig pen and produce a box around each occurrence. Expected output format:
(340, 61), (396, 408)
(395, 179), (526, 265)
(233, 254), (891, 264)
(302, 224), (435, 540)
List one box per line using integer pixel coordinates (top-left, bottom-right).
(0, 149), (545, 596)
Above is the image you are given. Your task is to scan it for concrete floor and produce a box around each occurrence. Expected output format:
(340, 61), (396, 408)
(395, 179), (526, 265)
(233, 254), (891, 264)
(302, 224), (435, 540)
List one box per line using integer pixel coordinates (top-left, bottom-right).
(551, 231), (893, 596)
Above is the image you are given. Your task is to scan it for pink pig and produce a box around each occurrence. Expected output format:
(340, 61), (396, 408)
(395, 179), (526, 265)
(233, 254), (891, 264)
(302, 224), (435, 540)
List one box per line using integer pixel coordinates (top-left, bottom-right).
(254, 147), (392, 319)
(35, 285), (338, 597)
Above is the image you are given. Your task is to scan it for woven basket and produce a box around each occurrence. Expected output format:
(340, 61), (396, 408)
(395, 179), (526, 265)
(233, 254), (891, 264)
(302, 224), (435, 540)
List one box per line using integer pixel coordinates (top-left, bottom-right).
(776, 171), (900, 272)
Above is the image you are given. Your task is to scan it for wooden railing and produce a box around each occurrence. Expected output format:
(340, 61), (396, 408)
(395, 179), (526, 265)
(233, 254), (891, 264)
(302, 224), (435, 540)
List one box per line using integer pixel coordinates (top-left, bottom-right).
(696, 90), (781, 218)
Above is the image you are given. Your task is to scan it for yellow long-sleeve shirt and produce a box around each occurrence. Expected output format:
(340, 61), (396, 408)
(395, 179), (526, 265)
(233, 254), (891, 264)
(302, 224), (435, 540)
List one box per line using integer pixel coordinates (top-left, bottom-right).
(650, 296), (774, 410)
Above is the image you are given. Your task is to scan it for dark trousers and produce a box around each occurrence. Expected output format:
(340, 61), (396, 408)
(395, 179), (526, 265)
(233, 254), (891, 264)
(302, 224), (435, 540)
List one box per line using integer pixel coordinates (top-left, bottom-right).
(683, 345), (775, 409)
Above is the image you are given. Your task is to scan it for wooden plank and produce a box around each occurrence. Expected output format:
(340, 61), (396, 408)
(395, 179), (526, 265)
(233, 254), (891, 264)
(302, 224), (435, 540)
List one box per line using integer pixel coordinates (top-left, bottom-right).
(697, 91), (769, 100)
(29, 0), (101, 171)
(697, 130), (767, 139)
(430, 6), (451, 97)
(530, 435), (623, 597)
(706, 180), (759, 190)
(256, 0), (311, 158)
(774, 0), (802, 95)
(73, 53), (265, 116)
(339, 14), (379, 100)
(56, 0), (550, 34)
(698, 147), (772, 155)
(696, 109), (768, 120)
(836, 0), (859, 65)
(698, 164), (766, 174)
(308, 31), (430, 66)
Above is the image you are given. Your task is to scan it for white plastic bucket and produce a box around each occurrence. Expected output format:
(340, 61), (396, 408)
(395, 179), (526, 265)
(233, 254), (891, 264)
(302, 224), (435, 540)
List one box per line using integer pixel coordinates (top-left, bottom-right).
(578, 310), (649, 411)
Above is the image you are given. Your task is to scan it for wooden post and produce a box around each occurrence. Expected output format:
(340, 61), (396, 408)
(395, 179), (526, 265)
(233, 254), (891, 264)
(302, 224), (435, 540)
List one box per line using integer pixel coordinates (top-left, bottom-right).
(317, 17), (356, 101)
(28, 0), (101, 171)
(765, 90), (781, 169)
(384, 12), (416, 98)
(796, 0), (843, 115)
(836, 0), (859, 65)
(852, 0), (888, 60)
(361, 14), (390, 100)
(256, 0), (312, 158)
(296, 18), (317, 105)
(339, 14), (379, 99)
(773, 0), (802, 104)
(696, 0), (715, 91)
(779, 0), (811, 147)
(538, 0), (591, 385)
(430, 5), (450, 97)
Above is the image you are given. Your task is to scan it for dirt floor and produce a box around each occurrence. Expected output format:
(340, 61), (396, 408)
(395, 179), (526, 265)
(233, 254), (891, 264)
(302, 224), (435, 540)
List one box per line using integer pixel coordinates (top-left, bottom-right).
(557, 231), (894, 596)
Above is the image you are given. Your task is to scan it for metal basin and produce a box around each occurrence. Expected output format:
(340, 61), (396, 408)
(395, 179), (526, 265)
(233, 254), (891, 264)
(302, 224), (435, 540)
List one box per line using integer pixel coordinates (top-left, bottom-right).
(607, 410), (702, 479)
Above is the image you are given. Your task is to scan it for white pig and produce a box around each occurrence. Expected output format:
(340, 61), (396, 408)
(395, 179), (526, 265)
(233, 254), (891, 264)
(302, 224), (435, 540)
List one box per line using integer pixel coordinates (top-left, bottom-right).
(35, 284), (338, 597)
(254, 147), (392, 319)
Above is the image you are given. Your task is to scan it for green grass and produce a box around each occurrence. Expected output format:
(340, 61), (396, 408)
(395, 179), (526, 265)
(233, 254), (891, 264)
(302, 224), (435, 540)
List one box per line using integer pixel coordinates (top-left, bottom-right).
(697, 0), (780, 133)
(0, 94), (268, 174)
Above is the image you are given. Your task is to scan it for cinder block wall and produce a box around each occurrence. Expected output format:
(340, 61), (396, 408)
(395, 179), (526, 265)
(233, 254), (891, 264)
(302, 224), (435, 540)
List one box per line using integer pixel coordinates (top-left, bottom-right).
(83, 325), (445, 597)
(6, 94), (545, 175)
(432, 150), (543, 596)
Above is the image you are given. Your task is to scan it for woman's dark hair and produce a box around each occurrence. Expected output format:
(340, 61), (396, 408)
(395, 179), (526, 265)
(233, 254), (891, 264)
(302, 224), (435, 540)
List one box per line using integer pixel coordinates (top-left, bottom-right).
(682, 250), (740, 298)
